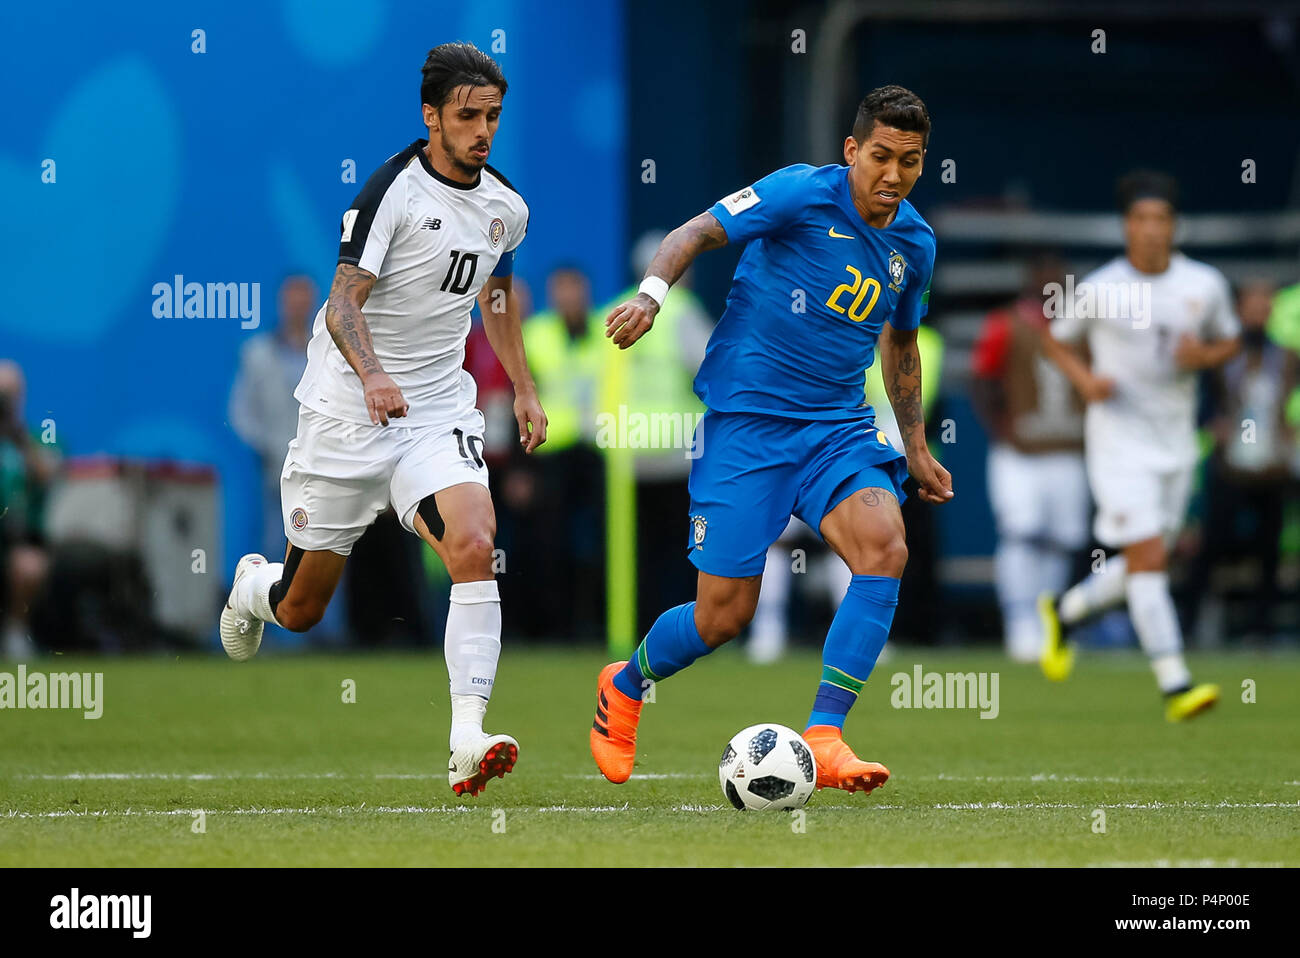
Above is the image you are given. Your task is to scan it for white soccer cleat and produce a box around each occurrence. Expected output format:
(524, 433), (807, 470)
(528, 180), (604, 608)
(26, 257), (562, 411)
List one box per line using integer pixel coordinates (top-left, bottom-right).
(448, 732), (519, 797)
(220, 553), (268, 662)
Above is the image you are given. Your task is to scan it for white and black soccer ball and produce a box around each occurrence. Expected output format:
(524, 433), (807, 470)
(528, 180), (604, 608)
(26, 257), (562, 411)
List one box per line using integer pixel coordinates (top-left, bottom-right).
(718, 724), (817, 810)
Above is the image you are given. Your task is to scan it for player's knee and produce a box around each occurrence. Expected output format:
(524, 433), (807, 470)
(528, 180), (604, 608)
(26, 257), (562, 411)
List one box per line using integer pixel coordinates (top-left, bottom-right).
(274, 596), (325, 633)
(444, 528), (496, 573)
(856, 532), (907, 577)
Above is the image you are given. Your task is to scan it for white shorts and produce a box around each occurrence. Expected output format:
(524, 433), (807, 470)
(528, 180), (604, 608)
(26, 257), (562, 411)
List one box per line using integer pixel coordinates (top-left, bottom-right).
(280, 404), (489, 556)
(1086, 454), (1193, 549)
(987, 444), (1090, 549)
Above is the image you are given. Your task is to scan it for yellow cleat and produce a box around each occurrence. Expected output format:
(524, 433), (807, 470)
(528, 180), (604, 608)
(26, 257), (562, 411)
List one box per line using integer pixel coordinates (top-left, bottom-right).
(1166, 683), (1219, 722)
(1038, 592), (1074, 682)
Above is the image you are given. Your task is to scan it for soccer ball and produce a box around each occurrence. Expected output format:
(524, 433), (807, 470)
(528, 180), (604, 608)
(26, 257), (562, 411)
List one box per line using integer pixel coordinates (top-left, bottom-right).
(718, 724), (817, 810)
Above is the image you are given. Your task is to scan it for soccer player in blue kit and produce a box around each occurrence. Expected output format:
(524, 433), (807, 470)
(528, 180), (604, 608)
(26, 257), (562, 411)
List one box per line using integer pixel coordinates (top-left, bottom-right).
(589, 86), (953, 794)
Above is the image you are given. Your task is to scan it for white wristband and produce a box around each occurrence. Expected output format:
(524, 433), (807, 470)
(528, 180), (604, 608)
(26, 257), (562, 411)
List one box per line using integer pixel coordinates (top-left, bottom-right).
(638, 276), (670, 308)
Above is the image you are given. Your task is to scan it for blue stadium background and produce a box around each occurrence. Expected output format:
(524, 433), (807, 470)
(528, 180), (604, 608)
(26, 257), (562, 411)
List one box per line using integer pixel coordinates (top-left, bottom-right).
(2, 0), (626, 573)
(5, 0), (1299, 628)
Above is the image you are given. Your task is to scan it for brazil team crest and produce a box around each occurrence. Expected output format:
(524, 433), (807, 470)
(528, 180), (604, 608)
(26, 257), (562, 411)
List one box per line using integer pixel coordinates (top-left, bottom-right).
(888, 250), (906, 292)
(691, 514), (708, 549)
(489, 217), (506, 247)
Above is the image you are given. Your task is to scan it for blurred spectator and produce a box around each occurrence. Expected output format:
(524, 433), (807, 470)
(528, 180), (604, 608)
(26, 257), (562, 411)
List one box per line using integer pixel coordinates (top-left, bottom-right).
(1186, 279), (1296, 642)
(971, 255), (1089, 662)
(601, 232), (713, 634)
(0, 360), (60, 658)
(229, 273), (317, 560)
(509, 266), (607, 638)
(228, 273), (346, 646)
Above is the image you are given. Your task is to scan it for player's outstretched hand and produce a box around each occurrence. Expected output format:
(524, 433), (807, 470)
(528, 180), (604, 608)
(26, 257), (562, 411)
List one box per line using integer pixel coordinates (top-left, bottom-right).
(1080, 374), (1116, 403)
(909, 445), (954, 505)
(515, 388), (548, 454)
(362, 371), (409, 426)
(605, 293), (659, 350)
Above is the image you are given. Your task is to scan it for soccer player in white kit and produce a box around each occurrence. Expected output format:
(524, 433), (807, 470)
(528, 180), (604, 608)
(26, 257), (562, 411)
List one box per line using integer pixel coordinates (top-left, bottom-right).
(1039, 171), (1240, 721)
(219, 43), (547, 795)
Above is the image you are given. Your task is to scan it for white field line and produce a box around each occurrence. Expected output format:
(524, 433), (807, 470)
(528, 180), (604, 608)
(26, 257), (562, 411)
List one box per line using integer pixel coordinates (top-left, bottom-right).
(8, 770), (1297, 787)
(6, 772), (441, 781)
(3, 800), (1297, 820)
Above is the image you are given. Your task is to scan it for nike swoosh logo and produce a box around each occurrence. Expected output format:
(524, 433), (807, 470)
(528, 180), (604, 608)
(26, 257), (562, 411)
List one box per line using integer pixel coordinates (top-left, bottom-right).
(828, 226), (854, 239)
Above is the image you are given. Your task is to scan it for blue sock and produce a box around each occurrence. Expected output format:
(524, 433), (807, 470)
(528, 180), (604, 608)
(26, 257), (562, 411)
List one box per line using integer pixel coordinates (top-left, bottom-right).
(613, 603), (712, 700)
(807, 575), (899, 730)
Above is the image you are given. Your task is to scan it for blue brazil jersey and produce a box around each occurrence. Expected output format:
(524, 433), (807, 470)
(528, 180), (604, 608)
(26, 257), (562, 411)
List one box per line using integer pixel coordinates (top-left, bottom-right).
(697, 163), (936, 421)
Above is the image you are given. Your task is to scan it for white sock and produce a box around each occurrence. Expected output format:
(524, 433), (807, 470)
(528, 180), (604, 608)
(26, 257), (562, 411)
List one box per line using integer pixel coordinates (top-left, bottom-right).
(238, 562), (284, 624)
(996, 538), (1042, 653)
(750, 544), (793, 646)
(1038, 548), (1074, 599)
(449, 694), (487, 751)
(1059, 555), (1128, 625)
(446, 580), (502, 749)
(1126, 571), (1191, 693)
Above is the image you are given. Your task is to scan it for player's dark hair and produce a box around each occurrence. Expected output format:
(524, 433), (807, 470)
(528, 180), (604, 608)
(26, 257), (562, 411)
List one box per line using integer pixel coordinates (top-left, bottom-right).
(1116, 170), (1179, 215)
(852, 85), (930, 147)
(420, 42), (508, 111)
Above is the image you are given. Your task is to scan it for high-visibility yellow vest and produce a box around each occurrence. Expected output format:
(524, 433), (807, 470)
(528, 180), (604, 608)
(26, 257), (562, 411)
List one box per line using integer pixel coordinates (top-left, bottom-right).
(523, 309), (604, 453)
(596, 286), (706, 424)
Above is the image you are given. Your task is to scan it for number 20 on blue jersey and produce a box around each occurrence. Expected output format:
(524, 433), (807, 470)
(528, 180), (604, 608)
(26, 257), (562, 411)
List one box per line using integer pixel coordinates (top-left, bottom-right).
(825, 265), (881, 323)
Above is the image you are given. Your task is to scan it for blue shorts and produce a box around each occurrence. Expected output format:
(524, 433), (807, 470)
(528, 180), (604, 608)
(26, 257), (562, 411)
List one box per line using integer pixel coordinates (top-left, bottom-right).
(686, 410), (909, 577)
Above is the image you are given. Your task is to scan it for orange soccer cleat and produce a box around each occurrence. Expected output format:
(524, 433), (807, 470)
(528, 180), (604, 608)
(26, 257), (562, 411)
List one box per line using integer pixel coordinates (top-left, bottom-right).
(589, 662), (644, 784)
(802, 725), (891, 794)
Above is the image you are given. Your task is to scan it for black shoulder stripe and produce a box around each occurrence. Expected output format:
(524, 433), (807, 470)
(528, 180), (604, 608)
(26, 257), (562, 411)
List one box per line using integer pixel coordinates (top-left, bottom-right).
(484, 163), (522, 198)
(338, 140), (421, 265)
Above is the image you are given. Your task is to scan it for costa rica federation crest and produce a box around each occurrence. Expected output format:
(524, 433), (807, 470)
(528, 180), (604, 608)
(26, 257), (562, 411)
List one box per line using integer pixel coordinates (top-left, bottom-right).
(888, 250), (906, 292)
(489, 217), (506, 248)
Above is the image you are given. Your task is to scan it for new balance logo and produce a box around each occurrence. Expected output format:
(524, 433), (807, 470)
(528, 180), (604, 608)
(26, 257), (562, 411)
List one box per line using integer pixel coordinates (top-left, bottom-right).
(421, 217), (442, 230)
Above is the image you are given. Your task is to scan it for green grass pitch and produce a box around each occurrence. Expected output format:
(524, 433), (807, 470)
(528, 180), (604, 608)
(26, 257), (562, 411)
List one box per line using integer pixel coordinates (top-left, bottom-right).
(2, 647), (1297, 866)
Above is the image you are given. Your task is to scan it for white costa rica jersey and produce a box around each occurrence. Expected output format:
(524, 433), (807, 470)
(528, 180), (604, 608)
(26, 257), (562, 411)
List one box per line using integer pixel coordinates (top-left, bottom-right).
(1050, 252), (1239, 470)
(294, 139), (528, 427)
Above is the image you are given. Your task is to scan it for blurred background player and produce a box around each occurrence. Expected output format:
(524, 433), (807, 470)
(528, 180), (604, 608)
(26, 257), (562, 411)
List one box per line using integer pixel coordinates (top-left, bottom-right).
(1039, 171), (1241, 720)
(218, 42), (545, 796)
(971, 254), (1088, 662)
(590, 86), (952, 793)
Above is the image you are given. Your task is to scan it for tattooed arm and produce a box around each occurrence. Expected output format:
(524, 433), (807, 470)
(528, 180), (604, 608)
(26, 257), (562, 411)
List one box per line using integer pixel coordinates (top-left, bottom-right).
(881, 324), (953, 505)
(324, 263), (408, 426)
(605, 211), (729, 349)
